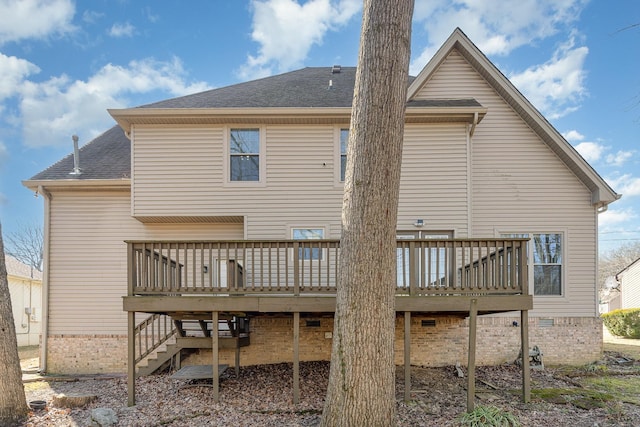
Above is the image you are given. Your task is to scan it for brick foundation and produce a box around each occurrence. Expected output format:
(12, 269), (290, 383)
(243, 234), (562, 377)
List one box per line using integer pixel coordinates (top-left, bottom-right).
(46, 316), (603, 374)
(46, 335), (128, 375)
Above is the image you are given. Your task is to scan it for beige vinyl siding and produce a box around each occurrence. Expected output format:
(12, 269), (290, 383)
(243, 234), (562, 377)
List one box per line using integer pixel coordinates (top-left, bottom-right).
(132, 124), (470, 239)
(132, 125), (344, 237)
(132, 126), (224, 215)
(399, 124), (468, 235)
(48, 190), (243, 335)
(416, 50), (598, 317)
(252, 126), (343, 238)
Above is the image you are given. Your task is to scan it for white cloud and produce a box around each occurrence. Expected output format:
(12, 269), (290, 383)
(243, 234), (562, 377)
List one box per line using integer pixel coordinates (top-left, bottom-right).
(18, 57), (211, 148)
(108, 22), (135, 38)
(82, 10), (104, 24)
(0, 0), (75, 45)
(410, 0), (588, 74)
(509, 35), (588, 119)
(606, 150), (635, 167)
(562, 130), (584, 142)
(573, 141), (605, 163)
(239, 0), (361, 79)
(606, 174), (640, 197)
(598, 207), (636, 228)
(564, 131), (634, 167)
(0, 53), (40, 100)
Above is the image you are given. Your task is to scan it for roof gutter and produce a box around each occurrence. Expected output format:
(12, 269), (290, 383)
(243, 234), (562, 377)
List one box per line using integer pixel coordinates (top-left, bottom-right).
(108, 106), (487, 133)
(23, 179), (131, 192)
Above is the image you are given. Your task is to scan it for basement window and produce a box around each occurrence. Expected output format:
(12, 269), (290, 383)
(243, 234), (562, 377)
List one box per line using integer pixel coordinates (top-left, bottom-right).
(421, 319), (437, 327)
(306, 320), (321, 327)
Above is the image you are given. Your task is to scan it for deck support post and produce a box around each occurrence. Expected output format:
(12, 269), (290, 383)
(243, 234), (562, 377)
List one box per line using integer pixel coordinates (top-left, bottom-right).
(404, 311), (411, 401)
(293, 312), (300, 404)
(521, 310), (530, 403)
(212, 311), (219, 403)
(127, 311), (135, 406)
(235, 337), (240, 377)
(467, 299), (478, 412)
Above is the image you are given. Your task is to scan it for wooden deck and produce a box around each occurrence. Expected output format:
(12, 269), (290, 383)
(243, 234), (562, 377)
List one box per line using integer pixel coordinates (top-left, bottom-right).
(127, 239), (529, 291)
(124, 238), (532, 409)
(124, 294), (532, 316)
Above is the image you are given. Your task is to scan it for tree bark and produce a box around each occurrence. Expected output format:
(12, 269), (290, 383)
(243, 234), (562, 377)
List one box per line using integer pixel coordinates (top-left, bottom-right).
(320, 1), (413, 426)
(0, 222), (30, 425)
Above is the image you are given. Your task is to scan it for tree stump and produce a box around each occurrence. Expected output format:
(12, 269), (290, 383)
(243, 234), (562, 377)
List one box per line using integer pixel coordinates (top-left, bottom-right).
(52, 393), (97, 408)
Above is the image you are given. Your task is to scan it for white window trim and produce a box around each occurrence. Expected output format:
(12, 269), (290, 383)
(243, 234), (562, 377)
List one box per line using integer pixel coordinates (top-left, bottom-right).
(496, 229), (568, 300)
(224, 126), (266, 186)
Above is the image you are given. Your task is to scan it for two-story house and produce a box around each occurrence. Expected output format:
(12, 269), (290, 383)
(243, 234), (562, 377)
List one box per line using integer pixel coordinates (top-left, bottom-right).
(24, 29), (617, 405)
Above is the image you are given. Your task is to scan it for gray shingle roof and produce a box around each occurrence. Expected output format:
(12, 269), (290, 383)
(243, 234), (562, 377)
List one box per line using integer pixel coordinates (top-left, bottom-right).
(29, 66), (481, 181)
(30, 125), (130, 181)
(143, 67), (359, 108)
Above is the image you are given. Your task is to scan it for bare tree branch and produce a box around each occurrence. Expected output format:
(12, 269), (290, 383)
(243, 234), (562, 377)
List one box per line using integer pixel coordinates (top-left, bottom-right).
(4, 223), (43, 274)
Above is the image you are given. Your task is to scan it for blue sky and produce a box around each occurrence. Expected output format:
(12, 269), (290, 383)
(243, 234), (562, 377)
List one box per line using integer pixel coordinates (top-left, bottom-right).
(0, 0), (638, 254)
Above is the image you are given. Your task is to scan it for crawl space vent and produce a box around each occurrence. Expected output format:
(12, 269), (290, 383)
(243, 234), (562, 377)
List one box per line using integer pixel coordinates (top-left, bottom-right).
(306, 320), (321, 327)
(539, 319), (555, 328)
(421, 319), (437, 327)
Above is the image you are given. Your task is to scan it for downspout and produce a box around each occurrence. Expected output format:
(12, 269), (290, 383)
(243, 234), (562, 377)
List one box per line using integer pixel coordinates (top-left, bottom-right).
(466, 113), (478, 237)
(38, 185), (51, 373)
(595, 203), (600, 317)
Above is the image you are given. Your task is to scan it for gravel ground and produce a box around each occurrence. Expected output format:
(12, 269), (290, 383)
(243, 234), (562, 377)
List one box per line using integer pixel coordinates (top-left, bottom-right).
(23, 354), (640, 427)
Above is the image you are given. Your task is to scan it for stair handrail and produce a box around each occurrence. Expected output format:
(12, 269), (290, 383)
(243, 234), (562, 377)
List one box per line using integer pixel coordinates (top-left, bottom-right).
(134, 313), (178, 365)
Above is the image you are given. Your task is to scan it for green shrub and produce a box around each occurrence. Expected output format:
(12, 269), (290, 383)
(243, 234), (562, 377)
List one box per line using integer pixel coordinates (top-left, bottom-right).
(602, 308), (640, 339)
(459, 405), (520, 427)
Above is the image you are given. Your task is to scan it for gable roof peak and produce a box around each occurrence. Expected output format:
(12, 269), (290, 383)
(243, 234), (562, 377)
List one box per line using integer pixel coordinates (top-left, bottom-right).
(406, 28), (618, 207)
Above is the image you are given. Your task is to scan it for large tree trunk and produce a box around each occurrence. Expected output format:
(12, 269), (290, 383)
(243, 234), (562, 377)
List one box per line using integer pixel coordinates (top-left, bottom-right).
(0, 223), (30, 425)
(320, 1), (413, 426)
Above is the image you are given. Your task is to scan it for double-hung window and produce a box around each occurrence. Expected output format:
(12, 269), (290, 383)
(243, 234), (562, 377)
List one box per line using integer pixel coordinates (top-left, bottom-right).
(532, 233), (562, 296)
(229, 128), (260, 182)
(501, 232), (563, 296)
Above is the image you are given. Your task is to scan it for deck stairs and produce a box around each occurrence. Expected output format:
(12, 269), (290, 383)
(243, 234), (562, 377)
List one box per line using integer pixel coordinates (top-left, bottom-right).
(135, 316), (250, 377)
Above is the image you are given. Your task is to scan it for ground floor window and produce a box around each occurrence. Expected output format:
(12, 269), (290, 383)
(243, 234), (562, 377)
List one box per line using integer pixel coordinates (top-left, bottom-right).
(292, 228), (324, 260)
(501, 232), (563, 296)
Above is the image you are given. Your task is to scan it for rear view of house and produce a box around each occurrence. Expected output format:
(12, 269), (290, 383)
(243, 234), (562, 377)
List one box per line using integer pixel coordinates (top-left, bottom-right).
(24, 29), (617, 403)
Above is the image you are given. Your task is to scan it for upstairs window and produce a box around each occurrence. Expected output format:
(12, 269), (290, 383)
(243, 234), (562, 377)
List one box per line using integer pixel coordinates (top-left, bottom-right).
(230, 128), (260, 181)
(340, 128), (349, 181)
